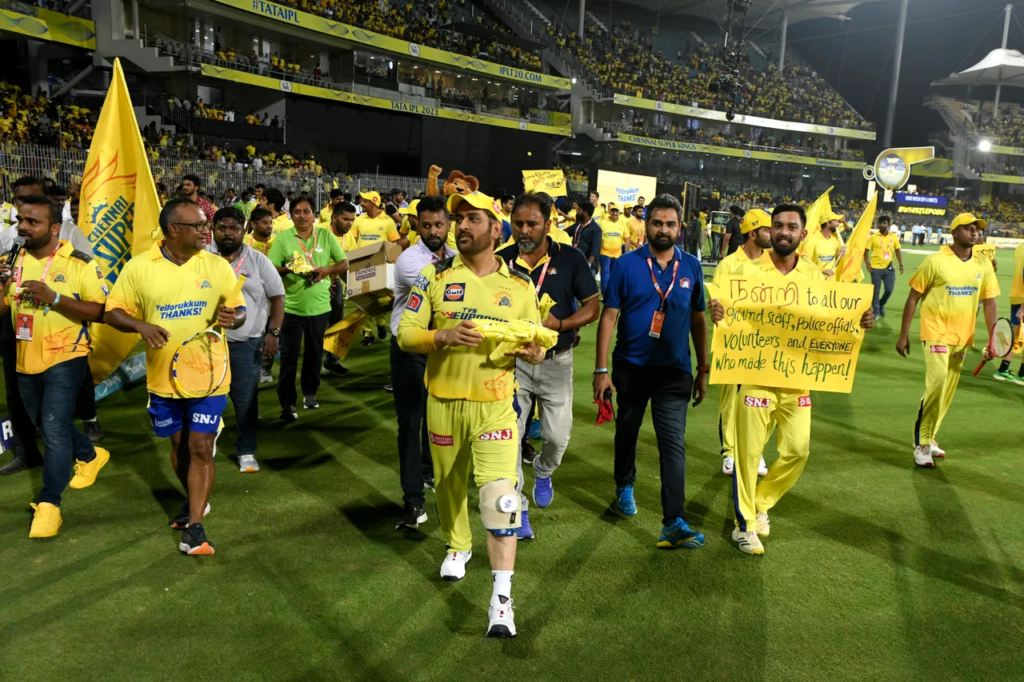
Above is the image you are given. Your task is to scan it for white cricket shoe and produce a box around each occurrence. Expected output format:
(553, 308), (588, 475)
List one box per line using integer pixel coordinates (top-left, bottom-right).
(486, 598), (516, 638)
(722, 456), (735, 476)
(929, 441), (946, 459)
(758, 456), (768, 477)
(732, 528), (765, 555)
(238, 454), (259, 473)
(914, 445), (934, 468)
(756, 511), (770, 537)
(439, 550), (472, 581)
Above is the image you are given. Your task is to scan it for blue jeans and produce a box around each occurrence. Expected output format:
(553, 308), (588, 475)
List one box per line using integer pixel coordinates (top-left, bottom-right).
(871, 266), (896, 315)
(18, 356), (95, 506)
(599, 255), (616, 296)
(228, 338), (263, 455)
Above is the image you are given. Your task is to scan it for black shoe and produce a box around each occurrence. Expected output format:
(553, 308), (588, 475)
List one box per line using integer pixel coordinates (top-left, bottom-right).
(324, 362), (350, 377)
(280, 407), (298, 422)
(360, 336), (374, 347)
(303, 395), (320, 410)
(521, 440), (537, 466)
(383, 384), (394, 393)
(423, 476), (435, 492)
(170, 498), (210, 529)
(0, 452), (40, 476)
(396, 503), (428, 530)
(377, 324), (388, 340)
(83, 419), (104, 443)
(178, 522), (215, 555)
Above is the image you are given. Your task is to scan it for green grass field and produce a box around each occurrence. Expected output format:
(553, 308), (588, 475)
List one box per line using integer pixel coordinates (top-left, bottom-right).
(1, 245), (1022, 681)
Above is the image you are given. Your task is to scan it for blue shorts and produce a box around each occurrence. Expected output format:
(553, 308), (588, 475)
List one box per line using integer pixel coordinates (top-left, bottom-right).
(147, 394), (227, 438)
(1013, 304), (1021, 327)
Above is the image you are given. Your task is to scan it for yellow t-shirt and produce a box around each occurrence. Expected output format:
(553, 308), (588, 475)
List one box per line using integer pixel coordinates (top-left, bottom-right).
(600, 218), (625, 258)
(105, 242), (245, 398)
(805, 231), (843, 272)
(550, 227), (572, 246)
(243, 233), (275, 257)
(866, 231), (901, 269)
(626, 217), (646, 250)
(592, 205), (605, 221)
(272, 213), (294, 235)
(909, 245), (1000, 346)
(1009, 242), (1024, 305)
(397, 255), (541, 402)
(318, 204), (334, 225)
(351, 213), (400, 248)
(974, 243), (996, 263)
(4, 242), (106, 374)
(712, 245), (754, 286)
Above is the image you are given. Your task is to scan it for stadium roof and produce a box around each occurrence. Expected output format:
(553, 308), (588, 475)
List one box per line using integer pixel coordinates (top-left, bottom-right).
(619, 0), (883, 27)
(933, 48), (1024, 88)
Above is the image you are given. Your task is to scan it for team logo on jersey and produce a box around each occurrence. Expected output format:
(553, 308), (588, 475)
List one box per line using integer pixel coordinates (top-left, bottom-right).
(52, 272), (67, 283)
(407, 292), (423, 312)
(493, 293), (513, 307)
(679, 277), (691, 289)
(478, 429), (513, 441)
(444, 284), (465, 301)
(930, 345), (948, 354)
(798, 396), (812, 407)
(196, 277), (212, 289)
(744, 396), (771, 408)
(428, 432), (453, 446)
(484, 371), (511, 399)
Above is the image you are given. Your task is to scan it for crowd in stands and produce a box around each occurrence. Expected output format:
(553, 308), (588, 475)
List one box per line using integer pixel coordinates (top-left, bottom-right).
(543, 19), (871, 131)
(0, 81), (96, 150)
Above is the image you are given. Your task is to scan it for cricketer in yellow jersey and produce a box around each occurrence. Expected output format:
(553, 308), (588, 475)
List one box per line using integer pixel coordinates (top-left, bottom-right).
(709, 204), (875, 556)
(713, 208), (772, 478)
(994, 241), (1024, 382)
(397, 190), (545, 639)
(897, 213), (1001, 468)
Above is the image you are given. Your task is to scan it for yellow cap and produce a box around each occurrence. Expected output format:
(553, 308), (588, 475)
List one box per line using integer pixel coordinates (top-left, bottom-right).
(358, 190), (381, 207)
(398, 199), (420, 216)
(950, 212), (987, 231)
(741, 208), (772, 234)
(447, 191), (501, 220)
(607, 202), (619, 211)
(820, 209), (842, 224)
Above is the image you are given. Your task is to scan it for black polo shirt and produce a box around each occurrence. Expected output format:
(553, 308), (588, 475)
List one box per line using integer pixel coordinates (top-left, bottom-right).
(496, 237), (599, 351)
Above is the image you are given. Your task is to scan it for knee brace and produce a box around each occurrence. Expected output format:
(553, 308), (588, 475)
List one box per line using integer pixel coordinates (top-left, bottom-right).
(479, 479), (521, 534)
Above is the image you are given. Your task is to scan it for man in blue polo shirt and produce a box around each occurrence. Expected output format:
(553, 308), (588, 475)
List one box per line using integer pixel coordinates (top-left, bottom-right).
(592, 193), (709, 549)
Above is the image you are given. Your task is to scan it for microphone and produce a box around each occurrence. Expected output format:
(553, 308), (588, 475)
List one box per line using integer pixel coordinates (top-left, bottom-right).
(1, 236), (25, 283)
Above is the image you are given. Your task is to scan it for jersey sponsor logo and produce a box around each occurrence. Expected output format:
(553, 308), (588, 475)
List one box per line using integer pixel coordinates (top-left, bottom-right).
(493, 293), (513, 307)
(478, 429), (513, 441)
(679, 277), (691, 289)
(798, 396), (812, 407)
(412, 274), (430, 290)
(192, 413), (218, 425)
(429, 432), (453, 446)
(362, 234), (381, 241)
(945, 285), (978, 297)
(156, 300), (208, 320)
(440, 308), (508, 322)
(930, 345), (948, 353)
(153, 417), (174, 428)
(744, 396), (771, 408)
(196, 277), (212, 289)
(953, 350), (967, 360)
(444, 284), (465, 301)
(407, 292), (423, 312)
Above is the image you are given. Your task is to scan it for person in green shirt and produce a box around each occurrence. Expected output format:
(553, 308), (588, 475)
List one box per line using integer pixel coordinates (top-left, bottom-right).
(268, 196), (347, 421)
(233, 188), (254, 219)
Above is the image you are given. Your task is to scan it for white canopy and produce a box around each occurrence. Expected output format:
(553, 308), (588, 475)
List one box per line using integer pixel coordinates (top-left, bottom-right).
(934, 48), (1024, 87)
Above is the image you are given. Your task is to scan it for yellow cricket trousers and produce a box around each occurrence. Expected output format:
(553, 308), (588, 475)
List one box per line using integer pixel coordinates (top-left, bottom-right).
(718, 384), (738, 459)
(426, 396), (519, 553)
(733, 386), (812, 532)
(914, 342), (968, 446)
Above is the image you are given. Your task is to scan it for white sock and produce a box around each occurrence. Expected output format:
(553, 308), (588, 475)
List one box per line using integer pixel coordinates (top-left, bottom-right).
(491, 570), (513, 607)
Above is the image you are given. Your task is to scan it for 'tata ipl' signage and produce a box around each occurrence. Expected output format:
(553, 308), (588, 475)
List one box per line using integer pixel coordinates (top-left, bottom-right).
(895, 193), (948, 208)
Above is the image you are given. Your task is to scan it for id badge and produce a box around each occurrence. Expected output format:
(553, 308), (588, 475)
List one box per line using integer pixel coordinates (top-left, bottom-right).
(15, 313), (33, 341)
(883, 250), (891, 261)
(649, 310), (665, 338)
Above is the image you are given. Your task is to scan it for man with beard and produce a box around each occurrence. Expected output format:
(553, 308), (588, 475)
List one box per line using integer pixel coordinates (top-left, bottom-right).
(398, 191), (545, 638)
(212, 208), (285, 473)
(181, 174), (216, 223)
(709, 204), (875, 556)
(390, 195), (455, 530)
(496, 192), (599, 540)
(593, 194), (709, 550)
(323, 201), (357, 377)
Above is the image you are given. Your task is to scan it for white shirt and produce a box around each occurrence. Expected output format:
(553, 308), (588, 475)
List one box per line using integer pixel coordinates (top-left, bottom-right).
(0, 219), (92, 256)
(391, 238), (455, 337)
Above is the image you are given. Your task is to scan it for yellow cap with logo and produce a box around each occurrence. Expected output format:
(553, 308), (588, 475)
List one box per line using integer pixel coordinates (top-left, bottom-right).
(447, 191), (501, 220)
(398, 199), (420, 216)
(741, 208), (772, 234)
(358, 190), (381, 207)
(950, 212), (987, 230)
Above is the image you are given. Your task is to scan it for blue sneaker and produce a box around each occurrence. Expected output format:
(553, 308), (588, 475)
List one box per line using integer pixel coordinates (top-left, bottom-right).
(516, 509), (534, 540)
(533, 476), (554, 508)
(657, 517), (705, 549)
(612, 485), (637, 517)
(527, 418), (542, 440)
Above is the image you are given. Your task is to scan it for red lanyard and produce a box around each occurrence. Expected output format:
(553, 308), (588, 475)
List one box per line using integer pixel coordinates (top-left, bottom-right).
(509, 257), (551, 296)
(573, 219), (591, 248)
(295, 229), (318, 264)
(647, 258), (679, 312)
(230, 251), (248, 275)
(14, 247), (58, 308)
(251, 236), (271, 255)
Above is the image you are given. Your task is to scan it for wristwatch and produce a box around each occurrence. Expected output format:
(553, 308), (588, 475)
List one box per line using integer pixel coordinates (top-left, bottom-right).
(268, 328), (281, 337)
(696, 365), (710, 373)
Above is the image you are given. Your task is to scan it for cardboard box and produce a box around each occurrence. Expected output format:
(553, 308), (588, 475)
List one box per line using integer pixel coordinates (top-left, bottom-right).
(346, 241), (402, 316)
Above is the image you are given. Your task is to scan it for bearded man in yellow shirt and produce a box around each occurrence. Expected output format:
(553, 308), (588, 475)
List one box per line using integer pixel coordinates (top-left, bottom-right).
(624, 204), (646, 251)
(803, 211), (846, 278)
(896, 213), (1000, 468)
(995, 240), (1024, 382)
(864, 214), (904, 317)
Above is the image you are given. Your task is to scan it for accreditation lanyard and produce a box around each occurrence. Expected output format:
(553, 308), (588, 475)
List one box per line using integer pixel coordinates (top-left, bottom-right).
(231, 251), (249, 275)
(511, 257), (552, 296)
(252, 237), (271, 256)
(14, 248), (58, 309)
(296, 229), (318, 265)
(646, 257), (679, 339)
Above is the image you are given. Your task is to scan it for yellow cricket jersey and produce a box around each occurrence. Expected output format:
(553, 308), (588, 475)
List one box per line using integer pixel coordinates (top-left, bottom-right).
(805, 231), (843, 272)
(600, 219), (625, 258)
(4, 241), (106, 374)
(626, 217), (646, 250)
(550, 227), (572, 246)
(105, 242), (245, 398)
(866, 232), (901, 269)
(272, 213), (293, 235)
(337, 230), (357, 253)
(909, 245), (1000, 346)
(318, 204), (333, 224)
(592, 205), (605, 221)
(712, 245), (755, 285)
(243, 233), (275, 257)
(397, 255), (541, 402)
(737, 251), (824, 282)
(1009, 242), (1024, 305)
(352, 213), (399, 248)
(974, 243), (997, 263)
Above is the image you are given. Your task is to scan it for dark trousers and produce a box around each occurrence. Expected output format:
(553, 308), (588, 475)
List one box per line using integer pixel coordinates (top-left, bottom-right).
(1, 315), (41, 459)
(228, 337), (263, 454)
(389, 337), (432, 506)
(325, 280), (346, 368)
(871, 266), (896, 315)
(74, 362), (96, 421)
(612, 360), (693, 525)
(277, 312), (329, 408)
(18, 356), (95, 505)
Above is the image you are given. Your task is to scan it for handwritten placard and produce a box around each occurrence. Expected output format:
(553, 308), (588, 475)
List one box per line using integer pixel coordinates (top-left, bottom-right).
(707, 277), (873, 393)
(522, 170), (567, 197)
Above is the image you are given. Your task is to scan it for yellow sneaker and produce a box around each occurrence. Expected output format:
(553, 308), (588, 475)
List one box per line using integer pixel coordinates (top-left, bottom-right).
(29, 502), (62, 538)
(69, 446), (110, 489)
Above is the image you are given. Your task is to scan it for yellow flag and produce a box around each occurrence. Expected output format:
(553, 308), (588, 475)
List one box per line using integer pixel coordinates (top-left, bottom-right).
(323, 310), (367, 362)
(834, 192), (878, 283)
(801, 186), (834, 251)
(80, 58), (162, 385)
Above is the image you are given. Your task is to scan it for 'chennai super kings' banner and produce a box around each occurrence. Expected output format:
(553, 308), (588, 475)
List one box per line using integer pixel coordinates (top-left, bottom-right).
(522, 169), (567, 197)
(80, 58), (162, 384)
(707, 278), (873, 393)
(595, 169), (658, 206)
(834, 192), (879, 283)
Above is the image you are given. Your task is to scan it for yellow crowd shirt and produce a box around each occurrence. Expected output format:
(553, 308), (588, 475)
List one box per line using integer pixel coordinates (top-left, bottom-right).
(626, 217), (646, 250)
(105, 242), (245, 398)
(712, 245), (754, 286)
(550, 227), (572, 246)
(974, 243), (997, 264)
(866, 231), (901, 269)
(397, 255), (541, 402)
(600, 218), (625, 258)
(318, 204), (334, 224)
(1009, 242), (1024, 305)
(804, 231), (843, 272)
(243, 233), (275, 257)
(272, 213), (294, 235)
(909, 246), (1000, 346)
(351, 213), (399, 248)
(4, 241), (106, 374)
